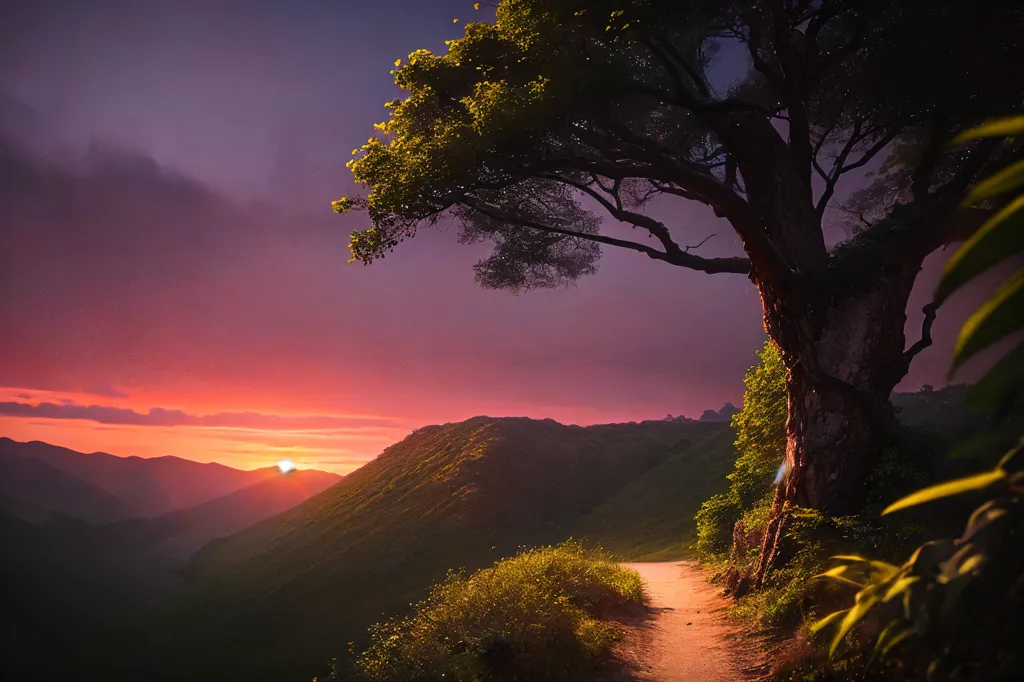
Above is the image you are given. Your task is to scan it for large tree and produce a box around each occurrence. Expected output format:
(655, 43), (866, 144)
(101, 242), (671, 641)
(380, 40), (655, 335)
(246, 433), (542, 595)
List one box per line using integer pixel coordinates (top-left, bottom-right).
(334, 0), (1023, 580)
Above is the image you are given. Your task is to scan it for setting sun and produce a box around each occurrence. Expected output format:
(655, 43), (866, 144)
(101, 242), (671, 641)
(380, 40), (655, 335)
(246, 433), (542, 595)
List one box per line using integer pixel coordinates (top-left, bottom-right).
(277, 459), (296, 474)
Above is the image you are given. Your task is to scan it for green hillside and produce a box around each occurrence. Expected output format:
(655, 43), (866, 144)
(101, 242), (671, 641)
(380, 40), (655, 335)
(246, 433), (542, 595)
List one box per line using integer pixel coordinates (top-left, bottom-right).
(132, 416), (731, 682)
(574, 423), (736, 560)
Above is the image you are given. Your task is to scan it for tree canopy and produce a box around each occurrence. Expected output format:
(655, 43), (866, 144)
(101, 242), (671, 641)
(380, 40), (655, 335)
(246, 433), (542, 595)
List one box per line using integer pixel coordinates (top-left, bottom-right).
(336, 0), (1022, 296)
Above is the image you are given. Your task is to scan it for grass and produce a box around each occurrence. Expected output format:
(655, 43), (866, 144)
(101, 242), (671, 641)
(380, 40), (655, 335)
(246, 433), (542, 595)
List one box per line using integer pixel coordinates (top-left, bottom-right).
(352, 541), (645, 682)
(574, 423), (735, 560)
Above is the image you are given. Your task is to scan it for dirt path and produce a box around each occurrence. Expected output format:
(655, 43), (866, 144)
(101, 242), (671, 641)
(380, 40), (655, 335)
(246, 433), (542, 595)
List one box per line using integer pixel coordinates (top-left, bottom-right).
(613, 561), (765, 681)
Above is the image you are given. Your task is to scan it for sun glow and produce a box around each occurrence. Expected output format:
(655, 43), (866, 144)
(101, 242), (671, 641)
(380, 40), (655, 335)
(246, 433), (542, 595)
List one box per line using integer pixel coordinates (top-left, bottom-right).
(277, 459), (296, 473)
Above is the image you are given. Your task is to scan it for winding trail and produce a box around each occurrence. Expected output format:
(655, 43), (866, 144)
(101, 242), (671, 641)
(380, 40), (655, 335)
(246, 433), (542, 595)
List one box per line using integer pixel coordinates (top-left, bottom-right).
(612, 561), (765, 681)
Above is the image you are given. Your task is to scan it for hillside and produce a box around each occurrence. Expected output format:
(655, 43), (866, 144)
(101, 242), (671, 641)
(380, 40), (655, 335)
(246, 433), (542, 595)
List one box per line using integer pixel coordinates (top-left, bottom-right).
(0, 437), (285, 516)
(113, 468), (342, 560)
(575, 422), (737, 560)
(131, 416), (729, 682)
(0, 447), (137, 523)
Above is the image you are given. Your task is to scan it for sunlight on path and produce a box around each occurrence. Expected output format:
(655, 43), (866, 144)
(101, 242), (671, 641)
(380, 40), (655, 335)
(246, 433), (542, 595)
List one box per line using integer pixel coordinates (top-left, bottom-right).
(619, 561), (763, 682)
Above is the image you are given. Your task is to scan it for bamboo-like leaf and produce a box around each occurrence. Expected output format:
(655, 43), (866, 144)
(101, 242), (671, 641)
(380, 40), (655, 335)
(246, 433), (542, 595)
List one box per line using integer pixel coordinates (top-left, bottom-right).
(952, 268), (1024, 370)
(830, 554), (871, 563)
(866, 621), (914, 671)
(830, 594), (879, 656)
(935, 195), (1024, 305)
(815, 565), (866, 589)
(967, 340), (1024, 410)
(883, 576), (919, 602)
(880, 627), (914, 657)
(962, 159), (1024, 205)
(810, 608), (848, 634)
(956, 553), (984, 576)
(997, 439), (1024, 471)
(882, 470), (1007, 515)
(960, 500), (1008, 544)
(951, 116), (1024, 144)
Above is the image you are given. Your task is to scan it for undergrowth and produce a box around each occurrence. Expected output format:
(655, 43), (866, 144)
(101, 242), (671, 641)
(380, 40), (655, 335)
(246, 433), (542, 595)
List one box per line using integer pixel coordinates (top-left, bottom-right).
(348, 540), (644, 682)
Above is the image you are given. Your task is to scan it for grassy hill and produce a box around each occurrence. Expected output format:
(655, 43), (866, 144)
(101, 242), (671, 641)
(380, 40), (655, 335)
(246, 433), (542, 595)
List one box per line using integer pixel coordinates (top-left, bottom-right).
(128, 416), (731, 682)
(574, 422), (736, 560)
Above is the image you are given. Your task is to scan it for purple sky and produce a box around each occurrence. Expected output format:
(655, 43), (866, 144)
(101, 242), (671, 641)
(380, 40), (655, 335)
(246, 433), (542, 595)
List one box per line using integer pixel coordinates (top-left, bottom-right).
(0, 0), (994, 471)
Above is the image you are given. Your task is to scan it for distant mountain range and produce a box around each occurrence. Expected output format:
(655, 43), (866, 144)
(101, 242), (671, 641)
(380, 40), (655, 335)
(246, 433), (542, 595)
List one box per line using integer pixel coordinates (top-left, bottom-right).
(0, 437), (301, 518)
(0, 437), (341, 680)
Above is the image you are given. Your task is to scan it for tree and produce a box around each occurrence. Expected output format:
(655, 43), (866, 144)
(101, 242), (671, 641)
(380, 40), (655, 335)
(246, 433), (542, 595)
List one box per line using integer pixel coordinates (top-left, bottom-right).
(334, 0), (1024, 581)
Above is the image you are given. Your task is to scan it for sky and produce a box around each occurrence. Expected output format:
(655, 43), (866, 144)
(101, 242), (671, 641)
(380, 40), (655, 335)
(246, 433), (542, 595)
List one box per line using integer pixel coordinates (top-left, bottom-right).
(0, 0), (997, 474)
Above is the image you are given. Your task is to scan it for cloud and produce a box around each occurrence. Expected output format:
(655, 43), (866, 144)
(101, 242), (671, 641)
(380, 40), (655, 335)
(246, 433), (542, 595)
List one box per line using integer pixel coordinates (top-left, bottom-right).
(0, 400), (403, 431)
(82, 382), (130, 398)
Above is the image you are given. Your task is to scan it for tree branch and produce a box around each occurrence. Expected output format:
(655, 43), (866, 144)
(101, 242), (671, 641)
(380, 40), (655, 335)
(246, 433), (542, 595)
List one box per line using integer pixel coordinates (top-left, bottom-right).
(460, 195), (750, 275)
(903, 302), (937, 370)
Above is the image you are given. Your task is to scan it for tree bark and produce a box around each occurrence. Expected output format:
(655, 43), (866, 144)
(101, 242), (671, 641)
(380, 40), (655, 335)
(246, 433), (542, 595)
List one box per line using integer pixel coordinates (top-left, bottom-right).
(751, 265), (919, 584)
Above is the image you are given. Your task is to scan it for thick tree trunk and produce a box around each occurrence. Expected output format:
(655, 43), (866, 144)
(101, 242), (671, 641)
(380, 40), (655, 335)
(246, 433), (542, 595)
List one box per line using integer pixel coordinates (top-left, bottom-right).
(751, 268), (919, 584)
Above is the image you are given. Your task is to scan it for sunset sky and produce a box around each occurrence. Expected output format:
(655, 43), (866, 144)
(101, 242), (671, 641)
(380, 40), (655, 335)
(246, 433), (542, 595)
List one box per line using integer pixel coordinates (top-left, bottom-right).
(0, 0), (995, 474)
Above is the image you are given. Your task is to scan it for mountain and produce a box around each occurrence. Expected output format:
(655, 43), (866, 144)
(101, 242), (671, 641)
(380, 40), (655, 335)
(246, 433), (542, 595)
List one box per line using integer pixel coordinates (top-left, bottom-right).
(699, 402), (740, 422)
(109, 468), (342, 560)
(0, 446), (137, 523)
(0, 465), (341, 680)
(132, 416), (730, 682)
(0, 437), (287, 516)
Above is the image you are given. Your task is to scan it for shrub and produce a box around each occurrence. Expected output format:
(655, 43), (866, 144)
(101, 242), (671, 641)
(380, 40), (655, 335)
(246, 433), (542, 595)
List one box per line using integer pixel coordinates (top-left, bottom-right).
(353, 540), (644, 681)
(694, 339), (788, 559)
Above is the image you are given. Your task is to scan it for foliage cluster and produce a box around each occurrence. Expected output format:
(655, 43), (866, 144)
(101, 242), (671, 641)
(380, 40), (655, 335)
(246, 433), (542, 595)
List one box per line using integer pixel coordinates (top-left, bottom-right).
(694, 340), (787, 558)
(349, 541), (644, 682)
(809, 116), (1024, 682)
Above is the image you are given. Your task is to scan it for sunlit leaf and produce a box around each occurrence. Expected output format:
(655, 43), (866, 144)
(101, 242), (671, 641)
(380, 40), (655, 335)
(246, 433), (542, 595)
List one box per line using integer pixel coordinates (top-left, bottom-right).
(830, 594), (879, 656)
(952, 116), (1024, 144)
(952, 268), (1024, 370)
(882, 470), (1007, 515)
(815, 566), (866, 589)
(883, 576), (919, 602)
(967, 340), (1024, 410)
(810, 608), (848, 634)
(997, 439), (1024, 471)
(963, 159), (1024, 205)
(960, 499), (1008, 544)
(935, 195), (1024, 304)
(867, 621), (913, 670)
(880, 627), (914, 657)
(956, 553), (984, 576)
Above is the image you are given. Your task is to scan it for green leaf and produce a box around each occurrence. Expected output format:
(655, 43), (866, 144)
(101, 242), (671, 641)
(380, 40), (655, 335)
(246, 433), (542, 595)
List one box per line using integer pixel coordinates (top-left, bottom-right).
(810, 608), (848, 634)
(935, 195), (1024, 304)
(866, 622), (913, 671)
(997, 438), (1024, 471)
(882, 469), (1007, 515)
(883, 576), (919, 602)
(830, 593), (879, 656)
(952, 267), (1024, 370)
(952, 116), (1024, 144)
(815, 565), (866, 589)
(963, 159), (1024, 205)
(967, 340), (1024, 410)
(880, 627), (914, 657)
(960, 499), (1009, 544)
